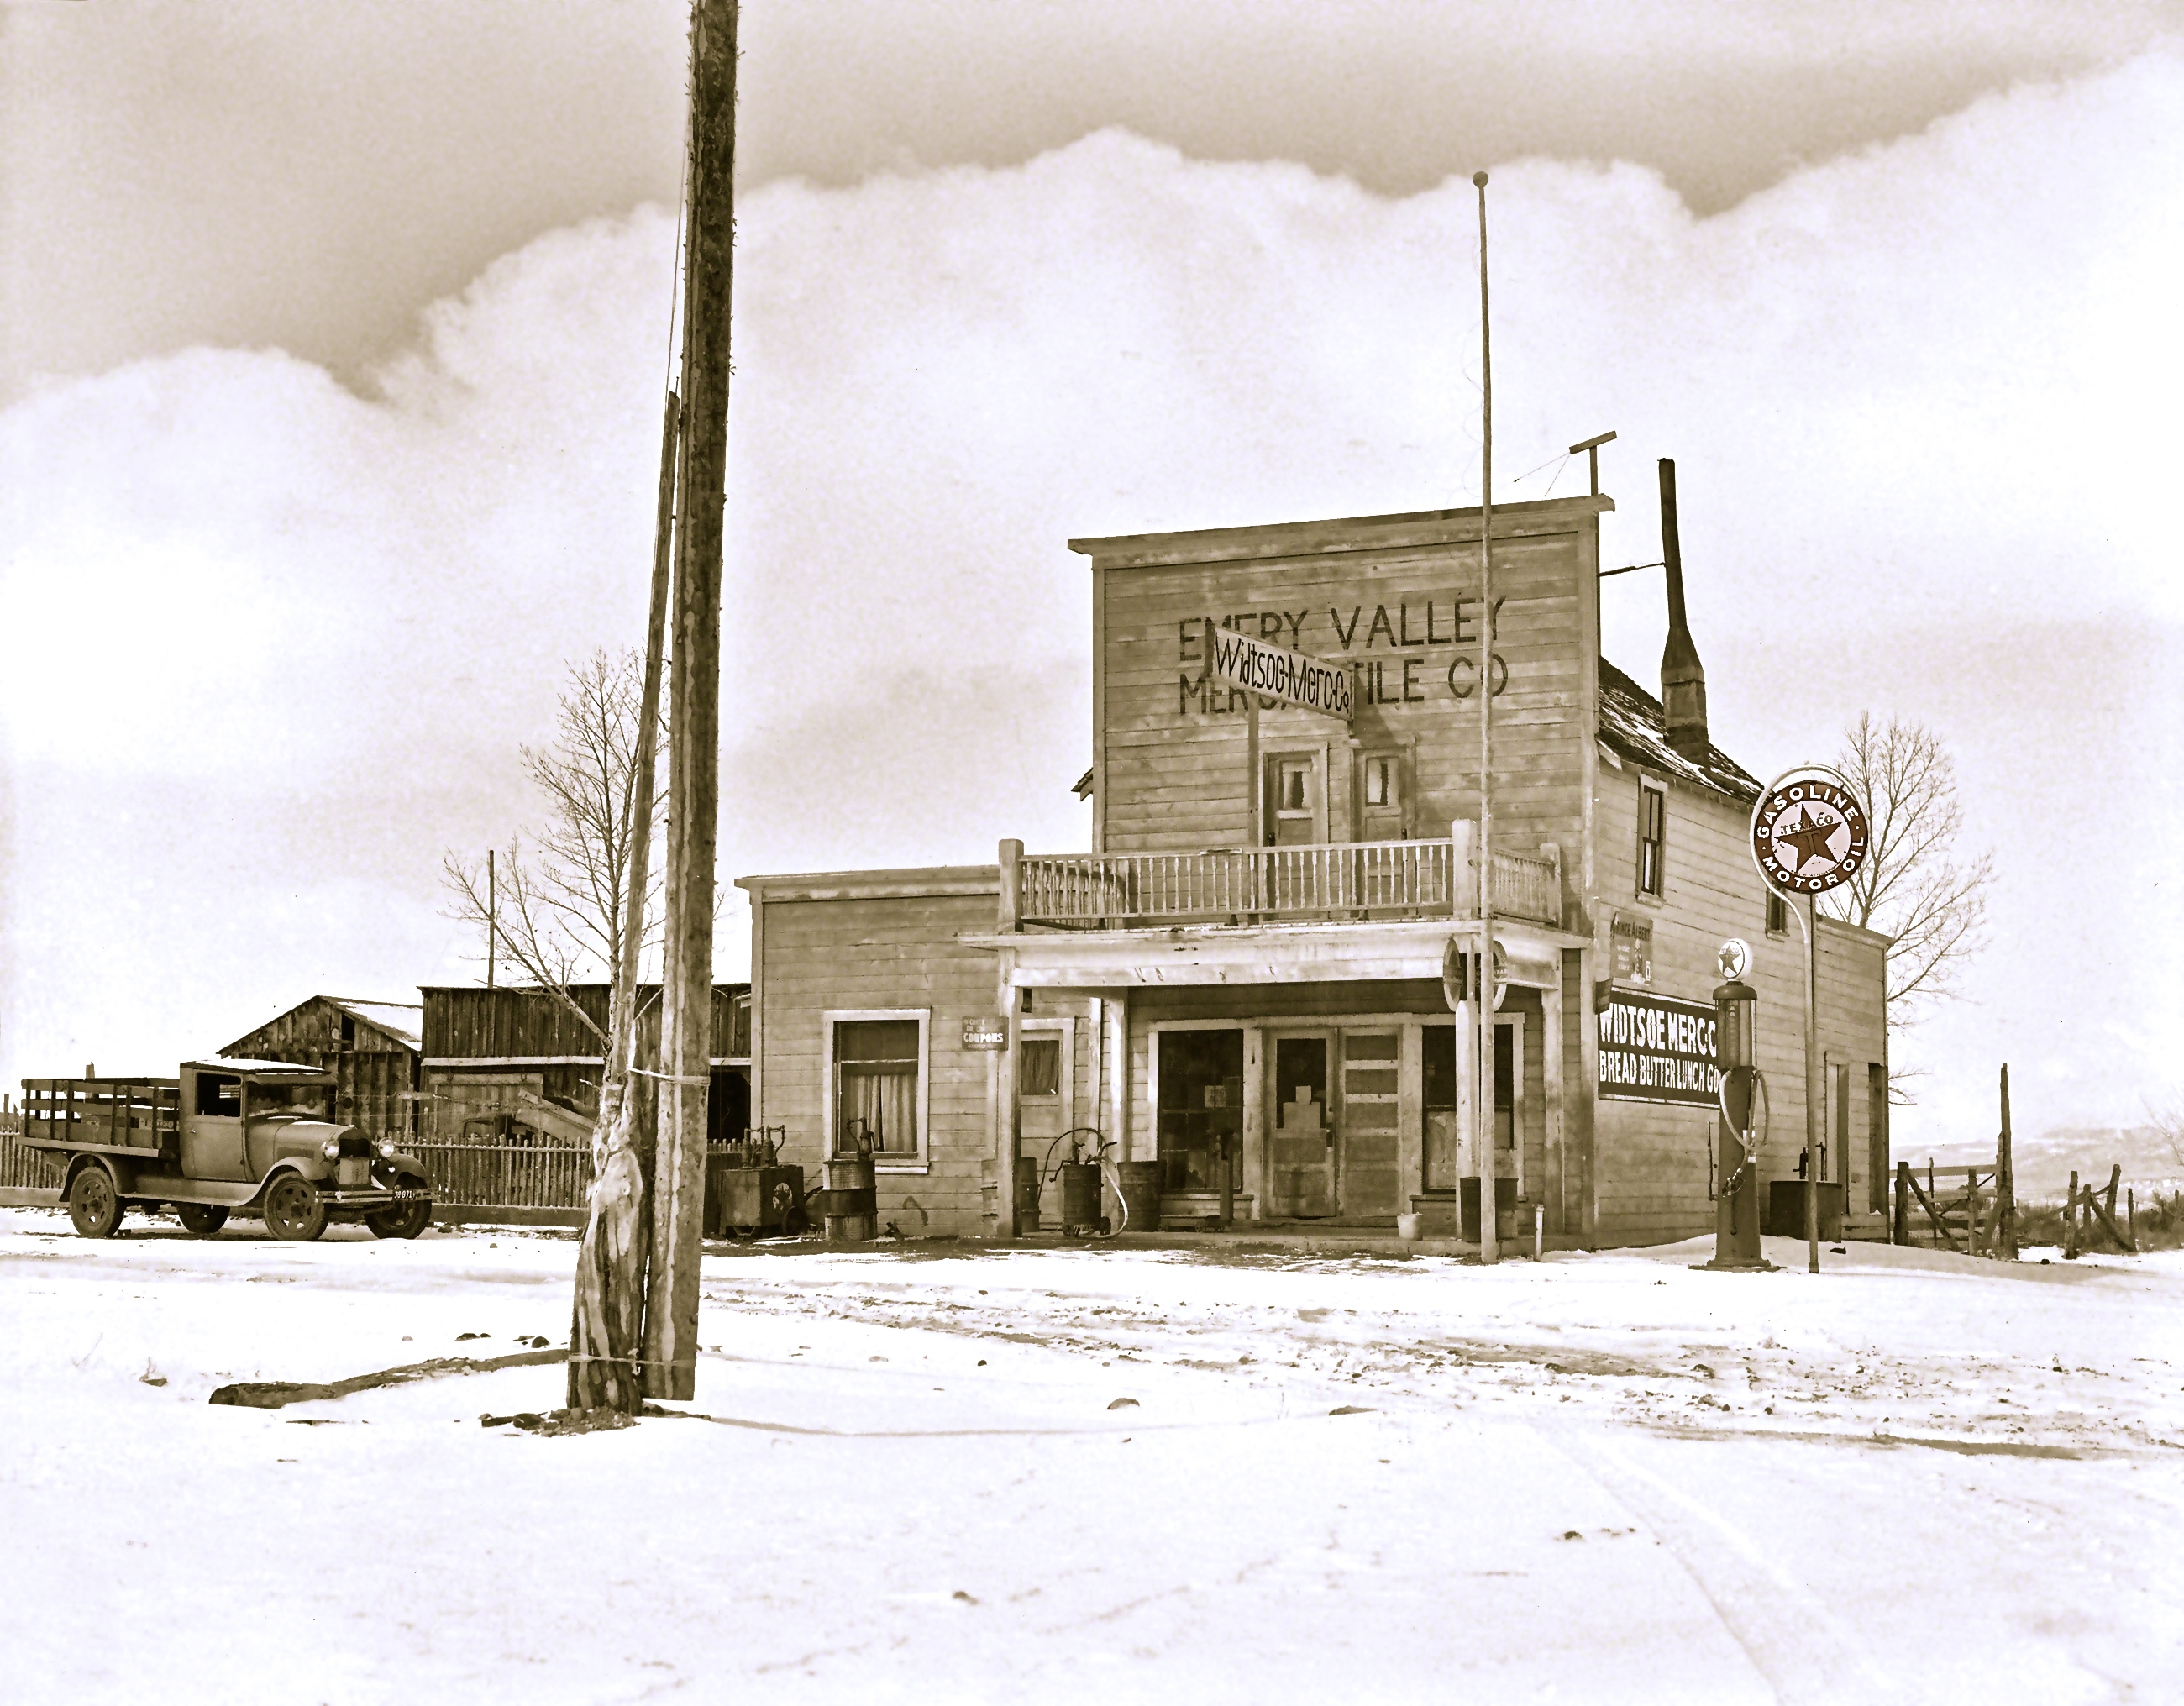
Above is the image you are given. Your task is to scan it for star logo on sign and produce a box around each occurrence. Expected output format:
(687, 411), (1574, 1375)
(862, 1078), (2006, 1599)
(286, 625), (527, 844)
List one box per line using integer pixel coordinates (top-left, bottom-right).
(1775, 806), (1842, 874)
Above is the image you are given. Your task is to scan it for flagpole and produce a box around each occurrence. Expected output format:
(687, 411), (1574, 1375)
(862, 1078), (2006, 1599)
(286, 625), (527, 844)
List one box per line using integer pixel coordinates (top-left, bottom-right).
(1474, 170), (1499, 1265)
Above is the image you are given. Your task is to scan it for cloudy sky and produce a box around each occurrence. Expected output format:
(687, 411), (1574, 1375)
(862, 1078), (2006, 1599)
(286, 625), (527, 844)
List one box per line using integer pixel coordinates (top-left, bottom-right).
(3, 0), (2181, 1147)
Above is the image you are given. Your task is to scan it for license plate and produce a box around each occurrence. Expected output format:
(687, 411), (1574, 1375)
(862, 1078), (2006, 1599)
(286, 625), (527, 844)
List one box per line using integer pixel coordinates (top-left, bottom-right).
(388, 1188), (429, 1202)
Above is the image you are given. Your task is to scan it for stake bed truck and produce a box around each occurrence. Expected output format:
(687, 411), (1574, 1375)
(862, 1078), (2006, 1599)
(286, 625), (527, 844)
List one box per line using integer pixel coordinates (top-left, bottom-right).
(20, 1059), (433, 1241)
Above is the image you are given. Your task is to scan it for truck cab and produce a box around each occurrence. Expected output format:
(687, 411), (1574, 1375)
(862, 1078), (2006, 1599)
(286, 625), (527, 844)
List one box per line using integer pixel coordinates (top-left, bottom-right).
(21, 1060), (433, 1242)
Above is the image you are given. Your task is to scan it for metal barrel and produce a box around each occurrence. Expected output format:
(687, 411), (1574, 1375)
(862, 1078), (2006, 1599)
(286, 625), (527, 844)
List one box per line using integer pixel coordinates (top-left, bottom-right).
(1113, 1160), (1161, 1236)
(1059, 1161), (1102, 1233)
(823, 1155), (876, 1242)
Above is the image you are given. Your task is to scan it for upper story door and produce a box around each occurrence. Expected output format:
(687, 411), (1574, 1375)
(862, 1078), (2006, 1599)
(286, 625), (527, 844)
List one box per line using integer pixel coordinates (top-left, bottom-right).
(1263, 751), (1325, 846)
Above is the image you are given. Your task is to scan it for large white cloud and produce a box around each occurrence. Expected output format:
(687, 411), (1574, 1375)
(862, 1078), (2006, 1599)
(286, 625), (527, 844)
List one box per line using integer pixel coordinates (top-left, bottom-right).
(4, 47), (2180, 1139)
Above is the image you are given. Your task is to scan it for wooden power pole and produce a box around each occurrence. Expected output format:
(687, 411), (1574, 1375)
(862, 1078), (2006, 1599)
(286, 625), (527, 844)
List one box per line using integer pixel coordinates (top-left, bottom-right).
(645, 0), (737, 1403)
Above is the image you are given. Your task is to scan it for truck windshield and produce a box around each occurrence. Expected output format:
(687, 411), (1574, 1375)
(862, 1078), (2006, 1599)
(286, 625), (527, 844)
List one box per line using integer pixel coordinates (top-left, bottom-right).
(246, 1084), (332, 1118)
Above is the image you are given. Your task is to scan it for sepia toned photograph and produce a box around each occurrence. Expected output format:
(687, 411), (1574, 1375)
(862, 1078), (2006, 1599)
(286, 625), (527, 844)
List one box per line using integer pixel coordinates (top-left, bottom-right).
(3, 3), (2180, 1698)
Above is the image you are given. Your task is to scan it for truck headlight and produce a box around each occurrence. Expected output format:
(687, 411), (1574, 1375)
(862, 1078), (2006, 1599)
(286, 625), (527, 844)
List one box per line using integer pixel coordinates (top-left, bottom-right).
(322, 1138), (341, 1159)
(376, 1140), (397, 1160)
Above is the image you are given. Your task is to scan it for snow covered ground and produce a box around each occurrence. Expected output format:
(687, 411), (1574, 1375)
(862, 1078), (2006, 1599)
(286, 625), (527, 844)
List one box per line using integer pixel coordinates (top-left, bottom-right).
(2, 1207), (2179, 1703)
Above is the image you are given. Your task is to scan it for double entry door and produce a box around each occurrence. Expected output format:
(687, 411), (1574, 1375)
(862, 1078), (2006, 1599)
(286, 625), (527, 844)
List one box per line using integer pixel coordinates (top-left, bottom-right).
(1264, 1029), (1400, 1220)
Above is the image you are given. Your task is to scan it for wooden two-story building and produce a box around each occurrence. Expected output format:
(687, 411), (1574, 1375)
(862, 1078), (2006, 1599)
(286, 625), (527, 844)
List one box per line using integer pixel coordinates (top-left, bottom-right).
(741, 492), (1887, 1247)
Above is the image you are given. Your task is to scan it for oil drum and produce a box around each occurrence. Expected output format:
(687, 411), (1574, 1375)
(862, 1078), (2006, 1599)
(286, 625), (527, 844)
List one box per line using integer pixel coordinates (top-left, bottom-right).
(1113, 1160), (1161, 1236)
(823, 1154), (876, 1242)
(1058, 1161), (1105, 1236)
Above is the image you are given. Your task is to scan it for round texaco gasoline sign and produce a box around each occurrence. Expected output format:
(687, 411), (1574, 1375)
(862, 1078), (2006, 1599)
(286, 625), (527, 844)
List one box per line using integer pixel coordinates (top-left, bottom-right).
(1751, 769), (1870, 896)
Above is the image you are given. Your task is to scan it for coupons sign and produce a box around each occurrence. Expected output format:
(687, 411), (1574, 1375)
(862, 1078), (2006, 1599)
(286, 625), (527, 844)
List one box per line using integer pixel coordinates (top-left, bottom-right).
(1205, 618), (1355, 720)
(1596, 989), (1720, 1107)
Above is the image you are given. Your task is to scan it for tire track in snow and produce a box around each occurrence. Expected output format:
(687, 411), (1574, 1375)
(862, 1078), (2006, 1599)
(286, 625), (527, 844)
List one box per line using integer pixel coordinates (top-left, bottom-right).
(1541, 1424), (1898, 1705)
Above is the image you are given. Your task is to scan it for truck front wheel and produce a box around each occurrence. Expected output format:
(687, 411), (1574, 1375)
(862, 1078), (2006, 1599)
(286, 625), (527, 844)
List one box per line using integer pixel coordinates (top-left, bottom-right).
(262, 1176), (328, 1242)
(366, 1195), (431, 1240)
(68, 1167), (123, 1239)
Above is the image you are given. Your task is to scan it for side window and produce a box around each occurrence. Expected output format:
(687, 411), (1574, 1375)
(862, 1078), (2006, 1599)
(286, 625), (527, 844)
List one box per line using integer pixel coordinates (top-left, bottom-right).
(1767, 890), (1788, 936)
(1363, 755), (1397, 808)
(195, 1073), (240, 1115)
(832, 1019), (921, 1157)
(1637, 781), (1666, 897)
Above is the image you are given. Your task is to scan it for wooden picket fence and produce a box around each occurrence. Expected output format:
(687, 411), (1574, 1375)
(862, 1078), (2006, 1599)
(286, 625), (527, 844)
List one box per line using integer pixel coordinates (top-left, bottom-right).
(407, 1141), (593, 1211)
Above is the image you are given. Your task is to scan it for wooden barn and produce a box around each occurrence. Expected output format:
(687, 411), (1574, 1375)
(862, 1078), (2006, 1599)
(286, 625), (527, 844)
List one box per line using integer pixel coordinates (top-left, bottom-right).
(219, 996), (422, 1143)
(740, 491), (1889, 1248)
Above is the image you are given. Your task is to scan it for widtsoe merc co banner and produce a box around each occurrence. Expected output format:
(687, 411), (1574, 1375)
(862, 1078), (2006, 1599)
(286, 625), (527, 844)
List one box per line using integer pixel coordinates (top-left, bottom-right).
(1596, 989), (1720, 1107)
(1206, 619), (1355, 720)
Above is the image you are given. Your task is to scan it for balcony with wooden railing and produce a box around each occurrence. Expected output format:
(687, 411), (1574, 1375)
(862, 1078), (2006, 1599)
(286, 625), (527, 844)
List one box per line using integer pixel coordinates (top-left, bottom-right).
(1004, 823), (1563, 931)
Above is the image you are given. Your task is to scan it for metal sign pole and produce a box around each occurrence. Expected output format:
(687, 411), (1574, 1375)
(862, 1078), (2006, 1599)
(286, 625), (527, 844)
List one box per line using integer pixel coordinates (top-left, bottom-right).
(1803, 891), (1821, 1274)
(1473, 170), (1499, 1265)
(1749, 765), (1869, 1277)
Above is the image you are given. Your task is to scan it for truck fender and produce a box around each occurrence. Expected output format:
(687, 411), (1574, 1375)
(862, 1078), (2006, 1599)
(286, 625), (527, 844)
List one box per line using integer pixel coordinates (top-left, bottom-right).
(386, 1152), (429, 1189)
(63, 1152), (134, 1198)
(253, 1162), (320, 1204)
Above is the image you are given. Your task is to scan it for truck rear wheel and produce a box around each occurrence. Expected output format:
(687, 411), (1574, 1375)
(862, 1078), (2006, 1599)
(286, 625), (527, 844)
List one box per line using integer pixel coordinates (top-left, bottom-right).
(68, 1167), (123, 1239)
(176, 1203), (229, 1236)
(262, 1175), (328, 1242)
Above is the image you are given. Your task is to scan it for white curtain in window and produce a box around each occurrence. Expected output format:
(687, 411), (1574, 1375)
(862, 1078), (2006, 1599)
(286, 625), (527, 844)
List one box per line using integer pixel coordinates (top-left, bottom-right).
(842, 1064), (916, 1155)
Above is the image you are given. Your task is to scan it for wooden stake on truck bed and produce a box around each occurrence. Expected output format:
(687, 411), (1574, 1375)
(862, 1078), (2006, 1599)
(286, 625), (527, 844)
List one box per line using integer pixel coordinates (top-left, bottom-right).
(646, 0), (737, 1404)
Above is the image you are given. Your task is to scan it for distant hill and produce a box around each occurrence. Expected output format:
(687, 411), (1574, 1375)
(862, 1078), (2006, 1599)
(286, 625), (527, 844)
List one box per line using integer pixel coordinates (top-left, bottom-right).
(1898, 1125), (2181, 1201)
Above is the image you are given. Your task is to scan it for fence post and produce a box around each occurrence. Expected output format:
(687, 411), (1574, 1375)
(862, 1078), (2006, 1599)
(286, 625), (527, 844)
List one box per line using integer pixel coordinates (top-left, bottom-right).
(2065, 1170), (2080, 1260)
(1998, 1063), (2017, 1259)
(1893, 1161), (1908, 1246)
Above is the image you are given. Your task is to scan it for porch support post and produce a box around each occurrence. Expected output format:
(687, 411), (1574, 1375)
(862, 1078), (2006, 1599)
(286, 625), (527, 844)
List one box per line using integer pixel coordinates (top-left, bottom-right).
(1109, 992), (1131, 1161)
(1454, 996), (1478, 1242)
(1542, 949), (1565, 1241)
(997, 954), (1021, 1241)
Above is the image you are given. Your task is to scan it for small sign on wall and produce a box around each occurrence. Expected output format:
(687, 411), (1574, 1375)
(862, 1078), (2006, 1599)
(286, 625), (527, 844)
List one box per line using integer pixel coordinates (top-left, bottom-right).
(962, 1018), (1005, 1051)
(1611, 914), (1653, 986)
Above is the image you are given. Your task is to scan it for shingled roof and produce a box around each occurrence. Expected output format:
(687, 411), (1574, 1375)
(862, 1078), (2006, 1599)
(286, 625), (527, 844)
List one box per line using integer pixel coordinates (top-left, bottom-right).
(1596, 658), (1762, 803)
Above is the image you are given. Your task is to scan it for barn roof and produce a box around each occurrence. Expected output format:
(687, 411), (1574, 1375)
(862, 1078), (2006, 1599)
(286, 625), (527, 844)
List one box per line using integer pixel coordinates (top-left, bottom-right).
(324, 998), (423, 1052)
(1595, 658), (1762, 804)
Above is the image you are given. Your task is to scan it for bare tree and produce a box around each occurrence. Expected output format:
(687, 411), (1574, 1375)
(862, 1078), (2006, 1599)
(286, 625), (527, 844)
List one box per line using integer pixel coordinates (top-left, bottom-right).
(1822, 713), (1992, 1100)
(440, 648), (666, 1043)
(2150, 1100), (2184, 1172)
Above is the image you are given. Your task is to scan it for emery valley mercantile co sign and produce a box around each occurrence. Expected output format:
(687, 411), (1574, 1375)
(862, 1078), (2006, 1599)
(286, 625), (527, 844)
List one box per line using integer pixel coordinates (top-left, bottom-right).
(1596, 989), (1720, 1107)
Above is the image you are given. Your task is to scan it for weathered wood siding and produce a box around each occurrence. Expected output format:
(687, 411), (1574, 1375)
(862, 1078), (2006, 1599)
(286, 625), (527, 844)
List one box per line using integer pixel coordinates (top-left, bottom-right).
(1087, 502), (1603, 873)
(421, 984), (748, 1063)
(756, 882), (1045, 1237)
(1591, 762), (1889, 1245)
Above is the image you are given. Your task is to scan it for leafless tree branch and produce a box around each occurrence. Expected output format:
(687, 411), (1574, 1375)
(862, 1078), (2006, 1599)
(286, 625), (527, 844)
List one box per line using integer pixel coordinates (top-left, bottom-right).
(1820, 713), (1992, 1105)
(439, 648), (668, 1052)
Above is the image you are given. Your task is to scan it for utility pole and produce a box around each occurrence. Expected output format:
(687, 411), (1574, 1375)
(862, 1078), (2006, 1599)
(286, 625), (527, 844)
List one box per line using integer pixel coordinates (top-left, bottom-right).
(645, 0), (736, 1404)
(486, 848), (496, 989)
(1473, 170), (1499, 1265)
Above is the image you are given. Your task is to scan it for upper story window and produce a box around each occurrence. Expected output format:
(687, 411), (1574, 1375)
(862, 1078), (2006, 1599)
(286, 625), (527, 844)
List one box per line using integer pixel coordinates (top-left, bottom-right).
(1637, 781), (1667, 897)
(1363, 755), (1396, 808)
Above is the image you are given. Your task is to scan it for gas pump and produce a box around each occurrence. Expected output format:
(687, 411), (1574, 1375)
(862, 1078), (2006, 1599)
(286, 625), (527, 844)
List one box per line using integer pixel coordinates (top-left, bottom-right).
(1696, 939), (1777, 1273)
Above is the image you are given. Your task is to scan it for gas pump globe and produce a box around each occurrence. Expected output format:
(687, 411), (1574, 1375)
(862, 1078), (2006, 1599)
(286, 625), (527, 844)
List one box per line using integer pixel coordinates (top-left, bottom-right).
(1696, 939), (1777, 1272)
